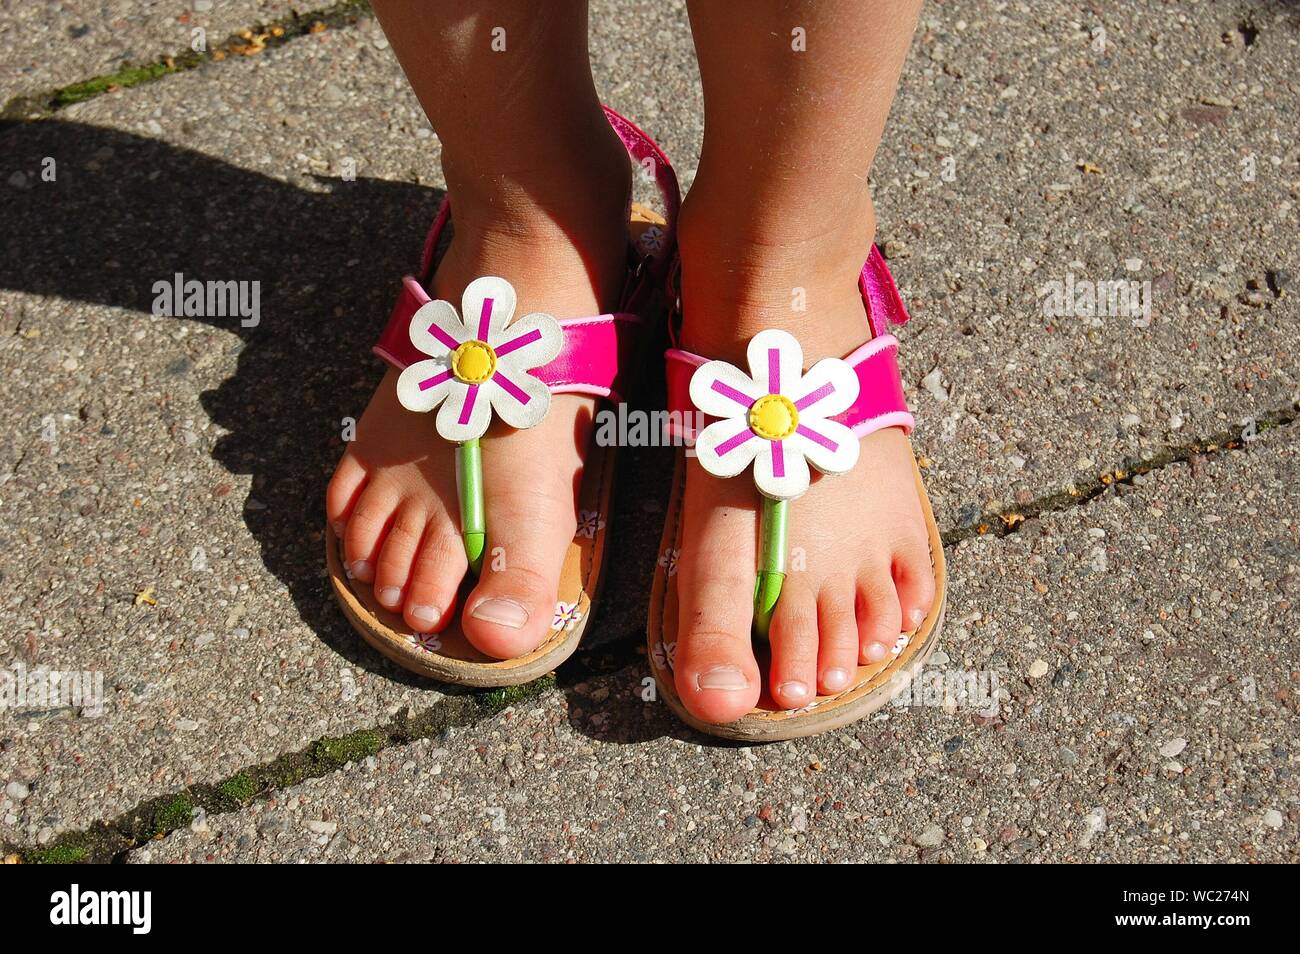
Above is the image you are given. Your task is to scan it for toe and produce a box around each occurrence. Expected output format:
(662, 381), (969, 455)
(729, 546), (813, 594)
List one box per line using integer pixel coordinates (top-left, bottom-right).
(767, 582), (819, 709)
(402, 520), (467, 633)
(892, 537), (937, 634)
(461, 488), (572, 660)
(856, 560), (903, 664)
(673, 576), (761, 724)
(672, 479), (762, 724)
(326, 452), (368, 536)
(342, 483), (401, 585)
(816, 580), (860, 695)
(371, 504), (428, 611)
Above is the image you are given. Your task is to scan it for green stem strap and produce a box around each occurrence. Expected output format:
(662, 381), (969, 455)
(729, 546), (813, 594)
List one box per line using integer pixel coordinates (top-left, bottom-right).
(753, 496), (787, 640)
(456, 438), (485, 576)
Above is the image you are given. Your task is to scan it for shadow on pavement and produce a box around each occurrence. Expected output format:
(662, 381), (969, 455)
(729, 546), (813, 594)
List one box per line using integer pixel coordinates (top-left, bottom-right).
(0, 118), (671, 710)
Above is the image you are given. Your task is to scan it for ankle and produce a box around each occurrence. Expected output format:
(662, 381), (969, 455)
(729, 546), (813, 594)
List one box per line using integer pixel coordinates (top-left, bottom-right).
(442, 112), (632, 249)
(675, 189), (877, 362)
(438, 119), (633, 310)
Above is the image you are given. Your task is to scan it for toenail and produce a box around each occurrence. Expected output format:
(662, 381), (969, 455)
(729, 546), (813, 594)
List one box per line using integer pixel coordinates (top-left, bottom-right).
(410, 604), (441, 626)
(908, 608), (926, 630)
(470, 598), (529, 629)
(823, 668), (851, 692)
(349, 560), (372, 580)
(377, 586), (401, 607)
(865, 641), (888, 663)
(332, 521), (345, 537)
(695, 666), (749, 691)
(777, 681), (810, 702)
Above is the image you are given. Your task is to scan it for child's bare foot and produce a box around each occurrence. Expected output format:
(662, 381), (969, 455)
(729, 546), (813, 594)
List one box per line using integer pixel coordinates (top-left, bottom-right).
(326, 129), (631, 660)
(665, 196), (937, 724)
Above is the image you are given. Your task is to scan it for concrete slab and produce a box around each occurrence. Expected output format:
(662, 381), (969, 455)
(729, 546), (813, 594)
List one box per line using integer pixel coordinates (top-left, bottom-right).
(0, 0), (304, 105)
(0, 10), (685, 848)
(0, 19), (450, 848)
(869, 0), (1300, 529)
(1, 0), (1296, 854)
(128, 426), (1299, 862)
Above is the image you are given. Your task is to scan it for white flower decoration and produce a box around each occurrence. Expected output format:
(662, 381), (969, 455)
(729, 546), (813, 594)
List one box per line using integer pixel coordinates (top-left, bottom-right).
(575, 509), (605, 540)
(689, 329), (861, 500)
(657, 547), (680, 578)
(411, 632), (442, 653)
(396, 276), (563, 442)
(552, 600), (583, 632)
(651, 639), (677, 670)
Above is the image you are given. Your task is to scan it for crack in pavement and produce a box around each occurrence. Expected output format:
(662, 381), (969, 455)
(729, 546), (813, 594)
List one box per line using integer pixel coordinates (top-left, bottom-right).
(940, 400), (1299, 547)
(3, 0), (1295, 863)
(5, 400), (1295, 863)
(0, 0), (375, 121)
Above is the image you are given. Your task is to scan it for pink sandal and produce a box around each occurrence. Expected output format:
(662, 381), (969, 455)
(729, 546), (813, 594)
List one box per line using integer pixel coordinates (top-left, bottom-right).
(647, 247), (947, 740)
(328, 107), (680, 687)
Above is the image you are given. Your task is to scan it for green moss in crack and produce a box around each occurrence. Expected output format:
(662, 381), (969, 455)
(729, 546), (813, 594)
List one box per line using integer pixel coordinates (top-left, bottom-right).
(52, 62), (179, 108)
(26, 841), (89, 864)
(312, 730), (383, 769)
(479, 674), (555, 714)
(152, 793), (194, 835)
(216, 772), (259, 807)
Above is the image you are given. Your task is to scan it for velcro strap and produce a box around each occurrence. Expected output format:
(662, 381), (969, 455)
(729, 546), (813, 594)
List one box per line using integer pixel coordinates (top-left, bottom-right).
(603, 105), (679, 272)
(860, 244), (910, 337)
(538, 313), (646, 401)
(836, 335), (915, 436)
(373, 276), (646, 403)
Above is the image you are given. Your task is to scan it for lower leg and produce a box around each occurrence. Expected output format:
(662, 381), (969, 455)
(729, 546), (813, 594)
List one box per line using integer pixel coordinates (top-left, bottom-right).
(679, 0), (920, 360)
(372, 0), (632, 305)
(670, 0), (934, 723)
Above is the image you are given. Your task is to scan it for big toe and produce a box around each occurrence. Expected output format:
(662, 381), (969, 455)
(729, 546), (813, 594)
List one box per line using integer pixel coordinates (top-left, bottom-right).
(461, 495), (572, 660)
(672, 474), (762, 724)
(673, 576), (763, 724)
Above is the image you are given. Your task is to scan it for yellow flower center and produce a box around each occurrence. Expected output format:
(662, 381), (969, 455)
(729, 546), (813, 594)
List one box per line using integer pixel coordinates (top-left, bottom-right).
(748, 393), (799, 441)
(450, 339), (497, 384)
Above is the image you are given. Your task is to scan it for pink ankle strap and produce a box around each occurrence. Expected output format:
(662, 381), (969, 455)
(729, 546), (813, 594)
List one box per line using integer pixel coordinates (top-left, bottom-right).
(665, 246), (914, 440)
(375, 105), (680, 404)
(602, 105), (680, 272)
(376, 277), (647, 402)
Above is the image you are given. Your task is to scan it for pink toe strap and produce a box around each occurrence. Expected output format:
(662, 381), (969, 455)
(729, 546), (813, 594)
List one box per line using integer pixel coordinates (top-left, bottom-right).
(665, 334), (913, 442)
(664, 243), (915, 441)
(373, 276), (647, 403)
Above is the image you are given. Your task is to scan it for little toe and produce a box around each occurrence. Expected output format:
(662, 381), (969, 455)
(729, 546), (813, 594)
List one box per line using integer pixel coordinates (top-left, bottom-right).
(893, 538), (937, 633)
(326, 451), (369, 536)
